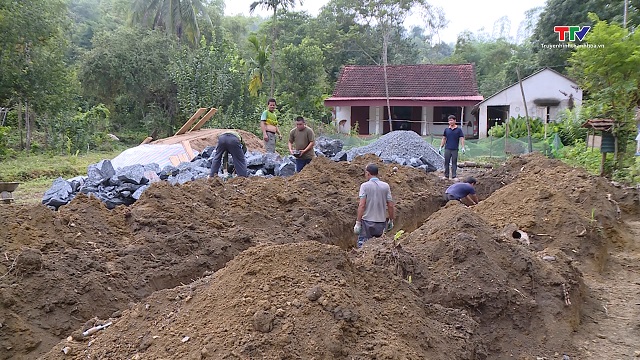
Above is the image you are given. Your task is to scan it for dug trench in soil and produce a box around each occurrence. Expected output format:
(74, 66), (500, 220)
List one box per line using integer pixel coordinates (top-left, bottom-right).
(0, 156), (446, 360)
(3, 153), (638, 359)
(39, 154), (638, 359)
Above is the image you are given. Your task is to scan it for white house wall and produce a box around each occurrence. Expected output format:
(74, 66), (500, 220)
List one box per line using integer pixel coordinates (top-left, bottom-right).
(477, 69), (583, 138)
(369, 107), (380, 134)
(334, 105), (478, 137)
(335, 106), (351, 134)
(429, 106), (476, 138)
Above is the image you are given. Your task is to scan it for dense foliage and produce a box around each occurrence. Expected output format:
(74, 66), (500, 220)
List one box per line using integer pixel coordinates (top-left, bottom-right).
(0, 0), (637, 186)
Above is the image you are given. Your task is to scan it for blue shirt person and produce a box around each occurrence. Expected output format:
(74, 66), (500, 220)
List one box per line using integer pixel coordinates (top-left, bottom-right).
(444, 177), (479, 207)
(439, 115), (466, 179)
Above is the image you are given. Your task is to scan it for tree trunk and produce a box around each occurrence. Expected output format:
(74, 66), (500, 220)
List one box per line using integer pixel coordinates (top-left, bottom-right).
(25, 100), (31, 152)
(18, 100), (24, 150)
(383, 32), (392, 134)
(516, 67), (533, 153)
(270, 8), (277, 98)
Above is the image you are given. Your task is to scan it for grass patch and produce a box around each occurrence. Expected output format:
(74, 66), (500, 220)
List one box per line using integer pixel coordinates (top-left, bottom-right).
(0, 150), (124, 182)
(0, 149), (125, 204)
(12, 177), (57, 205)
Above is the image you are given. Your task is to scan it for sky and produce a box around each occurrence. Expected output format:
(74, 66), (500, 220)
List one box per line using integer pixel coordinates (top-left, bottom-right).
(224, 0), (548, 44)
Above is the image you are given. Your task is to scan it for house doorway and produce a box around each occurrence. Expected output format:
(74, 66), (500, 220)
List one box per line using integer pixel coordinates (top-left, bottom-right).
(487, 105), (509, 133)
(351, 106), (369, 135)
(383, 106), (421, 133)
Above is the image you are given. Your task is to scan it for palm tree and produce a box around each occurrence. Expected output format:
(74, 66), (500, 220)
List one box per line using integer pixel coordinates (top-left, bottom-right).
(131, 0), (212, 45)
(249, 0), (299, 97)
(247, 34), (269, 97)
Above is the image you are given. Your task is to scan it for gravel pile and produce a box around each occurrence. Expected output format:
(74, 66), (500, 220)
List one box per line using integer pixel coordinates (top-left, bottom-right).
(332, 130), (444, 170)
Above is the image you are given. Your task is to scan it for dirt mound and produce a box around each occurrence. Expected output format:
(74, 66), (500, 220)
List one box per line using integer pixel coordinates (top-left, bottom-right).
(366, 205), (585, 357)
(41, 242), (486, 359)
(475, 153), (623, 273)
(0, 156), (445, 359)
(1, 152), (638, 360)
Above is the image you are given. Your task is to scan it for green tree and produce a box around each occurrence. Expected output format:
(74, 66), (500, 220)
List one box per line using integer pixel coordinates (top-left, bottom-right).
(448, 33), (538, 97)
(221, 15), (264, 60)
(277, 38), (329, 118)
(247, 34), (269, 97)
(0, 0), (75, 150)
(312, 2), (381, 82)
(131, 0), (213, 45)
(531, 0), (639, 71)
(568, 14), (640, 168)
(170, 37), (256, 131)
(249, 0), (301, 97)
(79, 28), (178, 133)
(347, 0), (432, 127)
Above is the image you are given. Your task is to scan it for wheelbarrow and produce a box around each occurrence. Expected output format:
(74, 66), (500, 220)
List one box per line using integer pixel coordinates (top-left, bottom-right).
(0, 182), (20, 204)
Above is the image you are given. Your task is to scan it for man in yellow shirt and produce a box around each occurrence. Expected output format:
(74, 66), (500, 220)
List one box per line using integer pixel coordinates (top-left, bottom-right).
(260, 98), (281, 153)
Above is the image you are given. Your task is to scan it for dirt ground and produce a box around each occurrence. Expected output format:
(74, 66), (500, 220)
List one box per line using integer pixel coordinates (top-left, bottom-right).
(1, 153), (639, 360)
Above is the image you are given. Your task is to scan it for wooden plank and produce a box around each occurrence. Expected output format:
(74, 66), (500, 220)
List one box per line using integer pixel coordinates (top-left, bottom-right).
(178, 153), (189, 163)
(169, 155), (181, 166)
(181, 140), (195, 160)
(189, 108), (217, 132)
(174, 108), (207, 136)
(140, 136), (153, 145)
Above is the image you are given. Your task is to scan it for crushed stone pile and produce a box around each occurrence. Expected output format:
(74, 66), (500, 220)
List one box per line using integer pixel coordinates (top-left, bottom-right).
(333, 130), (443, 170)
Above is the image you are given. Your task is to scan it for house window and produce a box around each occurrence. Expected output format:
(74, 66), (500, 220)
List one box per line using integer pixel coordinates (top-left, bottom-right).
(546, 106), (552, 123)
(434, 106), (461, 124)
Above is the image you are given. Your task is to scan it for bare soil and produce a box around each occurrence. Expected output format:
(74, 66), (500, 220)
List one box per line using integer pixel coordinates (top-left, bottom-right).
(0, 153), (638, 360)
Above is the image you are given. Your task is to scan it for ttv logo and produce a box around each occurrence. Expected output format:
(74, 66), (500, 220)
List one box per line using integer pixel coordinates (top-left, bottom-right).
(554, 26), (591, 41)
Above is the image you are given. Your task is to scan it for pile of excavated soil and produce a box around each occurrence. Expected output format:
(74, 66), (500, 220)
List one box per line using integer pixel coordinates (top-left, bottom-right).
(41, 242), (485, 359)
(1, 153), (638, 359)
(0, 156), (445, 359)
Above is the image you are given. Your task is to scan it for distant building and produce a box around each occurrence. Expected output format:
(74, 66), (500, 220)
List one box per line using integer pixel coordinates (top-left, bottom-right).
(476, 68), (583, 138)
(324, 64), (483, 138)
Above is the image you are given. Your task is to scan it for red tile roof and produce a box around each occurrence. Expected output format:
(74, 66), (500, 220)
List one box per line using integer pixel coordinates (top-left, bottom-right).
(331, 64), (481, 99)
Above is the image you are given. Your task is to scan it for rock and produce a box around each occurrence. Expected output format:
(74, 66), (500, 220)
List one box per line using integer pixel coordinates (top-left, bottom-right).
(275, 161), (296, 177)
(315, 136), (344, 157)
(132, 185), (150, 200)
(252, 310), (274, 333)
(42, 177), (75, 209)
(87, 160), (115, 184)
(306, 286), (324, 301)
(333, 306), (358, 322)
(15, 248), (43, 275)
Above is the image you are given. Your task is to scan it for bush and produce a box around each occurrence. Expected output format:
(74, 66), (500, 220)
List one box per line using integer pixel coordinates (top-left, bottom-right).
(0, 126), (10, 158)
(553, 109), (587, 146)
(488, 116), (545, 139)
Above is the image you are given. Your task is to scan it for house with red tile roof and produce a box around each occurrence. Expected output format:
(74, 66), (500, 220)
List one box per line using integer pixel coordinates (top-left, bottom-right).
(324, 64), (483, 137)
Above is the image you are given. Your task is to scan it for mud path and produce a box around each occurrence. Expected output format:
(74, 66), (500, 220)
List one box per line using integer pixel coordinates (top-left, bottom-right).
(578, 218), (640, 359)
